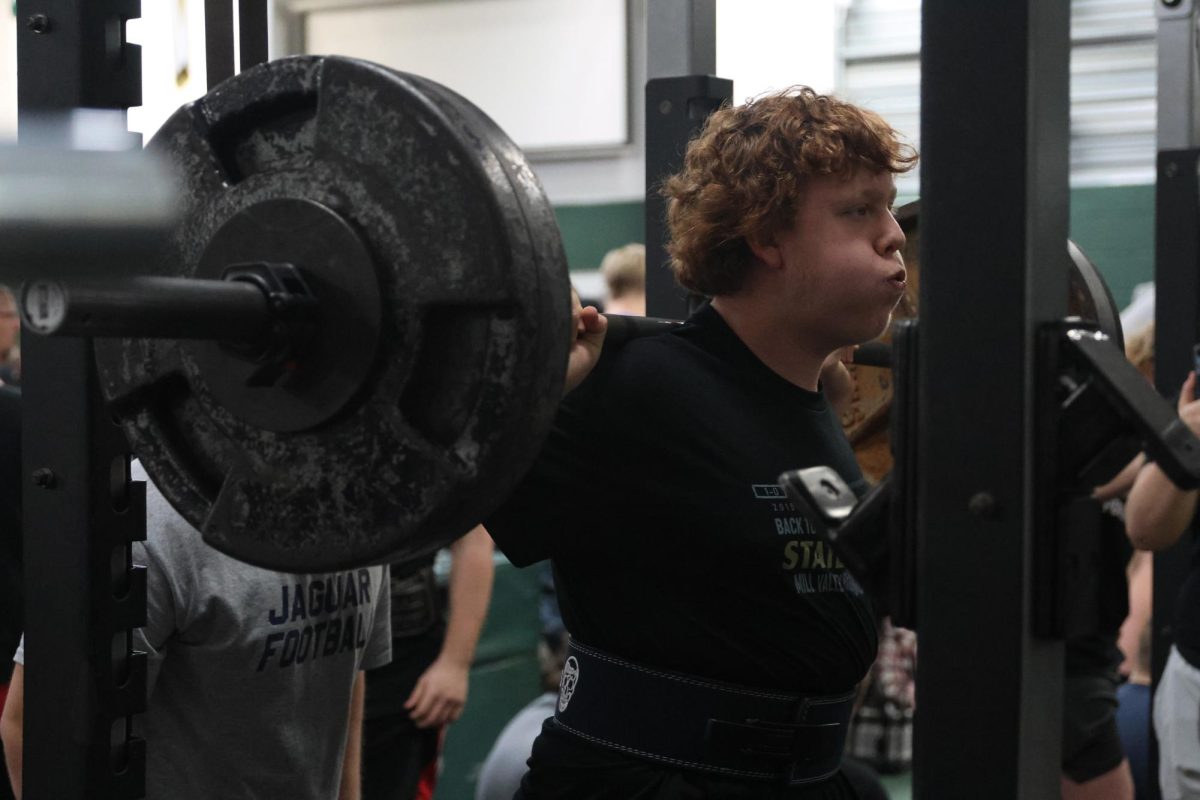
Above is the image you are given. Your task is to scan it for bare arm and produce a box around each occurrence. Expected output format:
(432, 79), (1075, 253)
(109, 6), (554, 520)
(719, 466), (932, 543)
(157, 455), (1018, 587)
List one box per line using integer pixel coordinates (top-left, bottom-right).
(2, 663), (22, 799)
(1126, 462), (1198, 550)
(819, 347), (856, 415)
(405, 525), (495, 729)
(338, 670), (365, 800)
(1126, 372), (1200, 551)
(1092, 453), (1145, 502)
(1117, 551), (1153, 681)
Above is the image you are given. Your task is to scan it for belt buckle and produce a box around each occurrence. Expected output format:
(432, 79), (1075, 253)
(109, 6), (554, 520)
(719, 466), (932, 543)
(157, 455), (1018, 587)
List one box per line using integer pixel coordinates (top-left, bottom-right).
(782, 697), (845, 786)
(703, 697), (848, 783)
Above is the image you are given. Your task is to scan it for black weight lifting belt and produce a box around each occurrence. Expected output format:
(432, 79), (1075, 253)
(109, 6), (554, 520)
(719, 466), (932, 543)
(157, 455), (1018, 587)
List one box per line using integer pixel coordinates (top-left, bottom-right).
(552, 639), (856, 785)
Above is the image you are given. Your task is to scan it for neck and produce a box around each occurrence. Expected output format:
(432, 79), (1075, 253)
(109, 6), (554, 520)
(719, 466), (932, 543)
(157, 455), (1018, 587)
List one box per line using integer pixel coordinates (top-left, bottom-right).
(710, 294), (827, 391)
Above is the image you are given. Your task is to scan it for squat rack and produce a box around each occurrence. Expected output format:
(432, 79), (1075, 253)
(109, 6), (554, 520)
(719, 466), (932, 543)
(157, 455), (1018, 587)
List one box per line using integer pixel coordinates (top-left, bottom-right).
(644, 1), (1180, 798)
(14, 3), (268, 798)
(11, 0), (1198, 798)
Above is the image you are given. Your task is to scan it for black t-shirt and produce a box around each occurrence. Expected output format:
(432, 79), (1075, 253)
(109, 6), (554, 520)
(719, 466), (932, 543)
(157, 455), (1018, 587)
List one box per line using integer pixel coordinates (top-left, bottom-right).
(489, 304), (877, 694)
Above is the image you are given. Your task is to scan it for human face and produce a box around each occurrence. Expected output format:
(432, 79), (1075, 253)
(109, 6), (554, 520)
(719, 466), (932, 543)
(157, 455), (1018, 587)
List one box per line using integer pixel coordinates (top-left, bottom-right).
(771, 168), (906, 350)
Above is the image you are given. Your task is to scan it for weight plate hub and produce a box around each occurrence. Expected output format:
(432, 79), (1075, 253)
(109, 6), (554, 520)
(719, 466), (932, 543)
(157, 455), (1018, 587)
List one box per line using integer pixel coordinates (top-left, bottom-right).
(95, 56), (571, 572)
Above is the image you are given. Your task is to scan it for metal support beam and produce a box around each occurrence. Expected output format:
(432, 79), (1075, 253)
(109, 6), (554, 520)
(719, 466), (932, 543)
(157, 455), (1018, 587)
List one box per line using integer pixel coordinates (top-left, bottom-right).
(1158, 0), (1200, 150)
(916, 1), (1069, 796)
(643, 76), (731, 321)
(239, 0), (269, 72)
(206, 0), (235, 89)
(16, 0), (140, 127)
(16, 2), (146, 797)
(19, 336), (146, 800)
(642, 0), (722, 321)
(646, 0), (715, 79)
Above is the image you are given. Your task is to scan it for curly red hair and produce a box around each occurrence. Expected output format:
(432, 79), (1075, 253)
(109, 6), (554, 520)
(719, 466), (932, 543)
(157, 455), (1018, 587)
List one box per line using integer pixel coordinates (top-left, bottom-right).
(662, 87), (917, 296)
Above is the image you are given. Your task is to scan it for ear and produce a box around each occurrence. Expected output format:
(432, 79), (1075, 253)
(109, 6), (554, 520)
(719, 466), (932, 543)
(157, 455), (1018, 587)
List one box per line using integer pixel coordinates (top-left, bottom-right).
(746, 230), (785, 271)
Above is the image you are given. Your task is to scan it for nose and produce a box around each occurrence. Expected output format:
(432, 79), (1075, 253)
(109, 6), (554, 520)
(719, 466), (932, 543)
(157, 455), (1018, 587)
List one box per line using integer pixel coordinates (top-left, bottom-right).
(879, 211), (906, 257)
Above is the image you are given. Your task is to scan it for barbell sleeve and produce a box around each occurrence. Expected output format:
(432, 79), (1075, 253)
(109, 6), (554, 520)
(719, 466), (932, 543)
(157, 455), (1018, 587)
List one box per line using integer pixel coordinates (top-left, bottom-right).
(19, 276), (271, 342)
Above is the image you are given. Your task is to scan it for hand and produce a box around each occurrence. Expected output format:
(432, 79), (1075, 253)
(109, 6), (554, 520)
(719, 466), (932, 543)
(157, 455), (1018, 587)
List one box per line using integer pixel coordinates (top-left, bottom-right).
(564, 288), (607, 394)
(1179, 371), (1200, 437)
(819, 346), (857, 413)
(404, 658), (469, 729)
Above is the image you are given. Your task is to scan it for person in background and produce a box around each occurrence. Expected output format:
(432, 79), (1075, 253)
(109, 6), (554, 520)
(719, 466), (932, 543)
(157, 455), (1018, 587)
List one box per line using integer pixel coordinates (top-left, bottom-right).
(2, 462), (391, 800)
(599, 244), (646, 317)
(1122, 320), (1200, 800)
(1115, 551), (1152, 800)
(363, 526), (494, 800)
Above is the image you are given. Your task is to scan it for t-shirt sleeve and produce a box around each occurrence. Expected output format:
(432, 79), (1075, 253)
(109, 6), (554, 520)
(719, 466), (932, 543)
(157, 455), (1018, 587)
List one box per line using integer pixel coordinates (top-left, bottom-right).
(485, 374), (612, 567)
(133, 537), (182, 695)
(486, 343), (677, 567)
(130, 464), (202, 695)
(359, 564), (392, 671)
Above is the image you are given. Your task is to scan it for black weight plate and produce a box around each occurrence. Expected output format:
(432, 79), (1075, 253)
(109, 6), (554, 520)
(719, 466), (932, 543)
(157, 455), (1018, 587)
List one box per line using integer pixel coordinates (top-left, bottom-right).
(1067, 239), (1124, 352)
(94, 56), (571, 572)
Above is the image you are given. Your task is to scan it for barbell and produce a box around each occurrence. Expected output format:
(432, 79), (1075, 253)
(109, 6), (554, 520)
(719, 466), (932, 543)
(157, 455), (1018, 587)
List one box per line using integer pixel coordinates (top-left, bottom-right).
(26, 55), (572, 572)
(17, 55), (1127, 572)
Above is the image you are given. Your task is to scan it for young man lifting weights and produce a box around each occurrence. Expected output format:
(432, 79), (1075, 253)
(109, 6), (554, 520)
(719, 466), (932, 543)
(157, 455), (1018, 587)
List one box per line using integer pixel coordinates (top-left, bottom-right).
(490, 87), (914, 799)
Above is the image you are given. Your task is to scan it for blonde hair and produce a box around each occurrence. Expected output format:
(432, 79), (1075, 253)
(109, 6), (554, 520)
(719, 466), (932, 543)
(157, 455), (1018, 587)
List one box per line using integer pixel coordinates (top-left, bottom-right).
(600, 243), (645, 300)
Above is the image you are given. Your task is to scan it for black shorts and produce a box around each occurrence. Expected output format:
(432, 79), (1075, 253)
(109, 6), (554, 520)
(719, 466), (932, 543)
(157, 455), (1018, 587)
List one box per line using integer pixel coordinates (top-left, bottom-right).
(1061, 667), (1125, 783)
(362, 713), (440, 800)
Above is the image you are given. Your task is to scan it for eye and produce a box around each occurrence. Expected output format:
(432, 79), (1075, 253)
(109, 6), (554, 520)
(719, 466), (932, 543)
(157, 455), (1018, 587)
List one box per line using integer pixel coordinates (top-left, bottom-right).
(846, 205), (869, 217)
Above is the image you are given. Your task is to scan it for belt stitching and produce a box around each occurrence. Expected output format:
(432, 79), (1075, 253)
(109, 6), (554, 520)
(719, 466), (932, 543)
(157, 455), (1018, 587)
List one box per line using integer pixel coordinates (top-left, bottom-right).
(554, 720), (775, 779)
(554, 720), (840, 785)
(570, 641), (854, 705)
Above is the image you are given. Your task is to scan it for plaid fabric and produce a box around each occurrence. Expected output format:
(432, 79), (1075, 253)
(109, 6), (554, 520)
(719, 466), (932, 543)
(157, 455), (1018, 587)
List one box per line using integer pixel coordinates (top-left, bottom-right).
(847, 620), (916, 773)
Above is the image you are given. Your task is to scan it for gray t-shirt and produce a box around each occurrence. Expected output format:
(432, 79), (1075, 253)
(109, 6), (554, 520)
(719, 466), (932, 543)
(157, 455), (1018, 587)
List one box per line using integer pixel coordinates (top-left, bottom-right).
(17, 468), (392, 799)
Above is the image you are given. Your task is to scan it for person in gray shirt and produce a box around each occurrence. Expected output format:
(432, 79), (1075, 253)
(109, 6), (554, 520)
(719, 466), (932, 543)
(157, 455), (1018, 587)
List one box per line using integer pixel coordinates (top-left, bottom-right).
(1, 464), (391, 800)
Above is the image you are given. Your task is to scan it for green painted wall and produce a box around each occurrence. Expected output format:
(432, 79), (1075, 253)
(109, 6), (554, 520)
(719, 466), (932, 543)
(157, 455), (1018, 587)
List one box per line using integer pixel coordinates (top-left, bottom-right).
(1069, 184), (1154, 310)
(555, 185), (1157, 310)
(554, 201), (644, 270)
